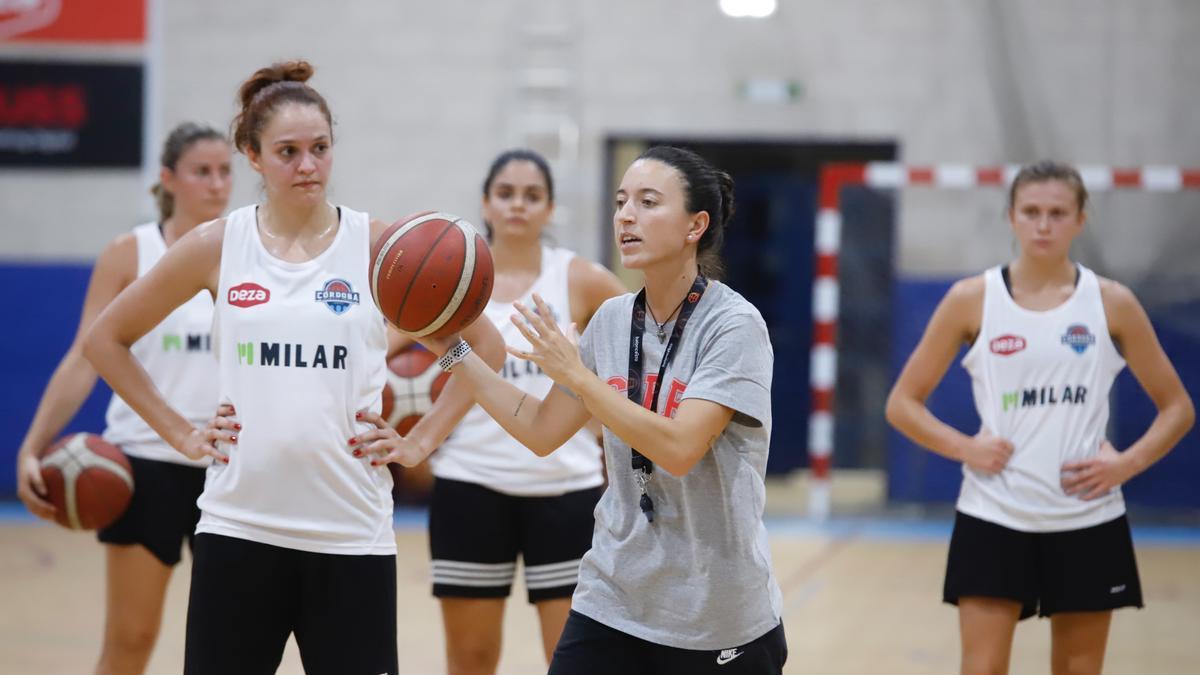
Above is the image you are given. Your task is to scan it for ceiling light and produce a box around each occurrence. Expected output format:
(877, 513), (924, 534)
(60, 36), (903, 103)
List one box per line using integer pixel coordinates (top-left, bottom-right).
(719, 0), (778, 19)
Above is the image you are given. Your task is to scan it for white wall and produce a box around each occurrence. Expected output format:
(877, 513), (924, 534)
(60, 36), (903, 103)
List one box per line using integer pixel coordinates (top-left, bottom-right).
(3, 0), (1197, 287)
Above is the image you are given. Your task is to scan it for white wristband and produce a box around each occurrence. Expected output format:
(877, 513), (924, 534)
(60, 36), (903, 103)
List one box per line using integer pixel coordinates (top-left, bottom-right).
(437, 340), (472, 372)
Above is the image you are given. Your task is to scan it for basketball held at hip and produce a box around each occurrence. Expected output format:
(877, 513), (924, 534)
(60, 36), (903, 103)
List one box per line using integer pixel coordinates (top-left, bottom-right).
(38, 433), (134, 531)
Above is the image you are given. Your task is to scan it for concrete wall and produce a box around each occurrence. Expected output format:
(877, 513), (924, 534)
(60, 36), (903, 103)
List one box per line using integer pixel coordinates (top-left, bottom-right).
(3, 0), (1197, 284)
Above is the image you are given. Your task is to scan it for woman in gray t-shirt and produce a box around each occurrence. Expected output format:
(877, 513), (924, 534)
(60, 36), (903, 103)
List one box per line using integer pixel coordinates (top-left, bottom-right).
(413, 146), (786, 674)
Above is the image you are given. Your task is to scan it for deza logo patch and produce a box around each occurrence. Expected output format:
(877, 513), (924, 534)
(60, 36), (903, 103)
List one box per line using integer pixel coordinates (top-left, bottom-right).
(228, 282), (270, 308)
(989, 334), (1027, 356)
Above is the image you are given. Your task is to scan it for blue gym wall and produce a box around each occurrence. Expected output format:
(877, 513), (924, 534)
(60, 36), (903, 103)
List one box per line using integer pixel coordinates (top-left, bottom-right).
(3, 263), (1197, 509)
(1, 262), (113, 498)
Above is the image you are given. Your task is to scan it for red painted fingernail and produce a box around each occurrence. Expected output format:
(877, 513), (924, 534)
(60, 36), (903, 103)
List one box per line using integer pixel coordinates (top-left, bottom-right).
(234, 423), (242, 431)
(222, 457), (229, 464)
(348, 437), (358, 445)
(352, 449), (362, 457)
(370, 461), (378, 466)
(355, 412), (363, 420)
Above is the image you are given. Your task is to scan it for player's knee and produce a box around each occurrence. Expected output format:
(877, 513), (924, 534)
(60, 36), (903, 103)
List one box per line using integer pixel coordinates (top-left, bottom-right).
(962, 665), (1007, 675)
(1051, 652), (1103, 675)
(447, 642), (501, 675)
(107, 621), (159, 656)
(961, 653), (1008, 675)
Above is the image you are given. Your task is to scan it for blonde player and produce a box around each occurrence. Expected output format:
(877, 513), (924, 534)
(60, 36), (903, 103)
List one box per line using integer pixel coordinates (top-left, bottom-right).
(425, 149), (625, 674)
(419, 146), (787, 674)
(15, 122), (232, 675)
(887, 160), (1194, 675)
(84, 61), (503, 675)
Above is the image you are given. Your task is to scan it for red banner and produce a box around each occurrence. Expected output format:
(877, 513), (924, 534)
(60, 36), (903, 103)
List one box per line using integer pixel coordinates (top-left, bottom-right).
(0, 0), (146, 43)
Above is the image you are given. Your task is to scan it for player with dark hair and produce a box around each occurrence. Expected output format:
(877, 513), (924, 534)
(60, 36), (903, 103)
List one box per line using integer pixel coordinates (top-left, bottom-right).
(418, 146), (788, 674)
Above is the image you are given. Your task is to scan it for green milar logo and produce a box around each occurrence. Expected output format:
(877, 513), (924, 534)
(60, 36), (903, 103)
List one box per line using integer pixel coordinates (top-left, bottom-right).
(235, 341), (348, 370)
(1001, 391), (1020, 412)
(1002, 385), (1087, 412)
(237, 341), (255, 365)
(163, 333), (211, 353)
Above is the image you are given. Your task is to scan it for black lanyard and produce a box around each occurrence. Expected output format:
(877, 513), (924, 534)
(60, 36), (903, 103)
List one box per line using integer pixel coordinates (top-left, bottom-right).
(626, 275), (707, 522)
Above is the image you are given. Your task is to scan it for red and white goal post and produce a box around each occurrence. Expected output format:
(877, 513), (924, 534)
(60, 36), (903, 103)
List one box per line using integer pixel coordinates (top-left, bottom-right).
(807, 163), (1200, 520)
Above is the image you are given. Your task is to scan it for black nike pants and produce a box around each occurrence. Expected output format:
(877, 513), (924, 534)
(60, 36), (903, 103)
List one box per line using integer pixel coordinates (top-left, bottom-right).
(548, 609), (786, 675)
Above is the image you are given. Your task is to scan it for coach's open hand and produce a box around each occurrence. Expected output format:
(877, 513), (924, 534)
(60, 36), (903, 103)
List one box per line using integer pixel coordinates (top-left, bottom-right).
(508, 293), (586, 390)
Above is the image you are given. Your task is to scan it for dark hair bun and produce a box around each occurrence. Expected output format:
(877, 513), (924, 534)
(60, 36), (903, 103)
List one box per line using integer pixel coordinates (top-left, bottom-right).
(715, 170), (736, 229)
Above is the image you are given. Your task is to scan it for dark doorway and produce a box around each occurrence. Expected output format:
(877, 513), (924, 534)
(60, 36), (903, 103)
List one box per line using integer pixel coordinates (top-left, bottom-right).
(603, 138), (897, 474)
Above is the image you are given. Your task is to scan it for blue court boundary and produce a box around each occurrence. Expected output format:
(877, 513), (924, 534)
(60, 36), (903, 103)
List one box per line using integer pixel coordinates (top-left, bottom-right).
(0, 502), (431, 530)
(4, 502), (1197, 547)
(762, 515), (1200, 547)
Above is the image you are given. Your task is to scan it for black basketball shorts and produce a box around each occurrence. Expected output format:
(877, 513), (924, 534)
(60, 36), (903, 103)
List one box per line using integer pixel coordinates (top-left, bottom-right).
(944, 510), (1144, 619)
(429, 477), (601, 603)
(185, 533), (398, 675)
(97, 454), (207, 566)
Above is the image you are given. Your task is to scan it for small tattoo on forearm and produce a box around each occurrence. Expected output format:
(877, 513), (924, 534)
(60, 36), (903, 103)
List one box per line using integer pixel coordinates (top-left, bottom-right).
(514, 393), (528, 417)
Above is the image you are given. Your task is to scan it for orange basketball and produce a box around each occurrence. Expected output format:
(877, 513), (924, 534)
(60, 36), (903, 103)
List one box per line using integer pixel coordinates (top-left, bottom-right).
(38, 433), (133, 531)
(381, 344), (452, 434)
(370, 211), (494, 339)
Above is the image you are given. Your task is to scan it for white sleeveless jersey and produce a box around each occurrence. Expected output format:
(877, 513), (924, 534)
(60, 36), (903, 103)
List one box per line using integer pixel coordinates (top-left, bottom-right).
(198, 205), (394, 555)
(959, 264), (1126, 532)
(431, 246), (603, 496)
(103, 223), (217, 467)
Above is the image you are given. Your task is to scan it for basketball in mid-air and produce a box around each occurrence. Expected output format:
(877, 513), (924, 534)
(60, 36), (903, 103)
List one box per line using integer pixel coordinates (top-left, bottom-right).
(370, 211), (494, 339)
(38, 433), (133, 531)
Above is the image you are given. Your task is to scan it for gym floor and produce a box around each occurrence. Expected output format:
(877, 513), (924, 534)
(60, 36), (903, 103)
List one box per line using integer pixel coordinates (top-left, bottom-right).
(2, 475), (1197, 674)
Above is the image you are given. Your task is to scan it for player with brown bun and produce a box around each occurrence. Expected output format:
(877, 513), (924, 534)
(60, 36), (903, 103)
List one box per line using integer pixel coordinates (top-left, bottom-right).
(84, 61), (503, 675)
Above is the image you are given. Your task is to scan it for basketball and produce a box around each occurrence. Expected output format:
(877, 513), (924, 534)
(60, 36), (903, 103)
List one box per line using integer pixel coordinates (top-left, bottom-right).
(381, 344), (452, 434)
(38, 433), (134, 531)
(370, 211), (494, 339)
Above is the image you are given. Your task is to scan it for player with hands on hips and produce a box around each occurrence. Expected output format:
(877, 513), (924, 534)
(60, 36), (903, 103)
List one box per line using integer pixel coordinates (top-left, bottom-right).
(886, 160), (1194, 675)
(84, 61), (504, 675)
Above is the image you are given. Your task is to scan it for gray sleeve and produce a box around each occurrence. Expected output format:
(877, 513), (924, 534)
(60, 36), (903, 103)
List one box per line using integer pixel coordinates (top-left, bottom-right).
(679, 313), (773, 428)
(578, 307), (599, 373)
(557, 300), (603, 399)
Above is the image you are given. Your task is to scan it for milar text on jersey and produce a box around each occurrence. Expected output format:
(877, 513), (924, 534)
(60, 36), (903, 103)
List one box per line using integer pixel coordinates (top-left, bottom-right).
(236, 341), (348, 369)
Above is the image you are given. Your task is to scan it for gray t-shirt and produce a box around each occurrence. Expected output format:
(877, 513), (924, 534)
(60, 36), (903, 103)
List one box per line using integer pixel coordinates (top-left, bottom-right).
(574, 280), (783, 650)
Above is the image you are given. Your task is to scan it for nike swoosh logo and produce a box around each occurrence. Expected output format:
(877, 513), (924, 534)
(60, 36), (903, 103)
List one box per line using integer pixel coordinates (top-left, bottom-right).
(716, 649), (744, 665)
